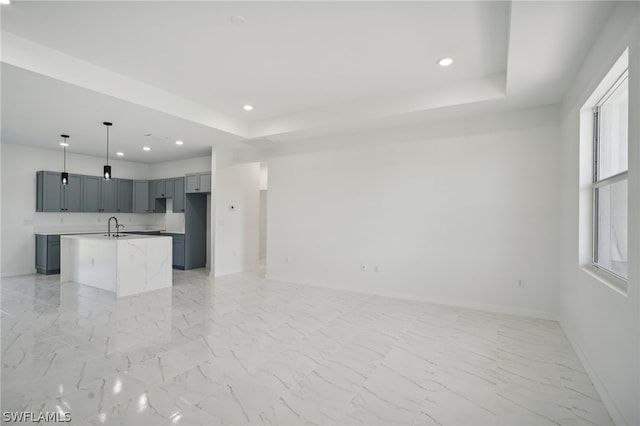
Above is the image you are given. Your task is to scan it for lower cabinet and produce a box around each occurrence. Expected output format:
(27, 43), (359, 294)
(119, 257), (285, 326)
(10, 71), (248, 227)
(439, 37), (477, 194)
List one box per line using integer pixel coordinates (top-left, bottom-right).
(35, 234), (60, 275)
(34, 232), (192, 274)
(171, 234), (185, 269)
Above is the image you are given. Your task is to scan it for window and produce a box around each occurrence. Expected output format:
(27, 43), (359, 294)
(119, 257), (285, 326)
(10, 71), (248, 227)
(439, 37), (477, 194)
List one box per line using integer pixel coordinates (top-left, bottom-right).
(592, 70), (628, 280)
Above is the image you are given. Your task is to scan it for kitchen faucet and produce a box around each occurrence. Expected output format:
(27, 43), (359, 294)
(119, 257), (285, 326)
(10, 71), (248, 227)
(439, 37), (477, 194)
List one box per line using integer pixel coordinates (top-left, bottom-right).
(107, 217), (119, 238)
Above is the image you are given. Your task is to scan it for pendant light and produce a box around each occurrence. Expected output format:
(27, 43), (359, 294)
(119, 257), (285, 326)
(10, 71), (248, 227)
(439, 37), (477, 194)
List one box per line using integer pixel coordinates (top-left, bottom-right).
(60, 134), (69, 185)
(103, 122), (112, 180)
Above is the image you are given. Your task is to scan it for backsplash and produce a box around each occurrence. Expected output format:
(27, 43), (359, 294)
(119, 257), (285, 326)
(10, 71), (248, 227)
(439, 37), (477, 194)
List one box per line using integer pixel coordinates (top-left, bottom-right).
(164, 199), (186, 233)
(33, 212), (165, 233)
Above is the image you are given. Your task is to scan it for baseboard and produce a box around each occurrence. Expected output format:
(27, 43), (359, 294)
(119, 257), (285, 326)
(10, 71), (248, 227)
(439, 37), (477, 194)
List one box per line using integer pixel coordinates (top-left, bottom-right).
(560, 321), (627, 426)
(0, 270), (37, 279)
(265, 274), (558, 321)
(214, 263), (260, 278)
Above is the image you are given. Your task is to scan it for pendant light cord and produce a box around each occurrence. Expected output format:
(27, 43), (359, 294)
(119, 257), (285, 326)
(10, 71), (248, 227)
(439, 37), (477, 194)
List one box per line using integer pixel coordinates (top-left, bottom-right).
(106, 125), (110, 166)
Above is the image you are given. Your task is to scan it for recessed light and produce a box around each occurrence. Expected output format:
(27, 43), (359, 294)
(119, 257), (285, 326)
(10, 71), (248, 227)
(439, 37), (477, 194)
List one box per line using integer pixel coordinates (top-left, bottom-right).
(243, 105), (253, 111)
(230, 15), (247, 25)
(116, 152), (124, 156)
(60, 142), (69, 147)
(143, 146), (151, 151)
(438, 57), (453, 67)
(0, 0), (11, 5)
(175, 140), (184, 145)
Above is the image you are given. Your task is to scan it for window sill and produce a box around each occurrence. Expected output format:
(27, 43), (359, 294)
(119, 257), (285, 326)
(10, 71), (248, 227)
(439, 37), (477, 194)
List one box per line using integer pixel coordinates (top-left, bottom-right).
(580, 264), (627, 296)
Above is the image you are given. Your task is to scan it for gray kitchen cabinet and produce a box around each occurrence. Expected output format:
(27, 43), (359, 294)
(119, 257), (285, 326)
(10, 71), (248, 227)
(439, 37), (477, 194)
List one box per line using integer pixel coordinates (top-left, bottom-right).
(153, 179), (166, 198)
(117, 179), (133, 213)
(164, 179), (174, 199)
(185, 174), (198, 193)
(35, 234), (60, 274)
(152, 198), (167, 213)
(150, 178), (175, 199)
(184, 194), (207, 269)
(199, 173), (211, 193)
(36, 171), (82, 212)
(133, 180), (149, 213)
(185, 172), (211, 193)
(101, 179), (118, 212)
(172, 177), (185, 212)
(82, 175), (101, 212)
(36, 171), (61, 212)
(82, 175), (120, 212)
(165, 233), (185, 269)
(148, 180), (166, 213)
(148, 180), (156, 209)
(63, 174), (83, 212)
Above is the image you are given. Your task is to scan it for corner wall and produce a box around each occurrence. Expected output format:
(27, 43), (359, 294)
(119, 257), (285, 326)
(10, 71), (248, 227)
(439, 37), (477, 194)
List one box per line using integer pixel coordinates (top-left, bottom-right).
(559, 3), (639, 425)
(214, 162), (260, 277)
(266, 105), (561, 319)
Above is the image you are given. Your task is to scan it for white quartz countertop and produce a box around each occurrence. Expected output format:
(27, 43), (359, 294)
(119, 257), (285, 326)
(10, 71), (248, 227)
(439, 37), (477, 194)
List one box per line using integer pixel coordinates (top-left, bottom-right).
(161, 231), (185, 235)
(61, 233), (171, 240)
(35, 228), (165, 236)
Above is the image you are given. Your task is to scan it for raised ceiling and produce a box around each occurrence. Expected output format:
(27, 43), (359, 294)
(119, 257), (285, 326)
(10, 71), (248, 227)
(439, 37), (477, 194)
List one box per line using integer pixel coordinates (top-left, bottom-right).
(1, 1), (613, 162)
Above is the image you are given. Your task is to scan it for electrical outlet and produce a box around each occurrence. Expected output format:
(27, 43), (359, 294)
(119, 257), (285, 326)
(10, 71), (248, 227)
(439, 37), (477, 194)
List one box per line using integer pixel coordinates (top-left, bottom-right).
(285, 256), (289, 264)
(373, 265), (379, 273)
(360, 264), (366, 272)
(60, 217), (64, 223)
(97, 218), (101, 223)
(518, 279), (524, 288)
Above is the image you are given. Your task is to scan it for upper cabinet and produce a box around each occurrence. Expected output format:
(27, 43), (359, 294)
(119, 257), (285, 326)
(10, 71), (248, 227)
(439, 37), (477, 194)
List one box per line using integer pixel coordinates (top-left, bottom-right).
(149, 178), (183, 212)
(36, 171), (82, 212)
(101, 179), (118, 212)
(185, 172), (211, 193)
(148, 180), (166, 213)
(164, 179), (174, 199)
(36, 172), (202, 213)
(82, 176), (119, 213)
(117, 179), (133, 213)
(153, 179), (166, 198)
(133, 180), (149, 213)
(172, 177), (185, 212)
(199, 173), (211, 193)
(63, 174), (83, 212)
(82, 175), (101, 212)
(150, 178), (174, 200)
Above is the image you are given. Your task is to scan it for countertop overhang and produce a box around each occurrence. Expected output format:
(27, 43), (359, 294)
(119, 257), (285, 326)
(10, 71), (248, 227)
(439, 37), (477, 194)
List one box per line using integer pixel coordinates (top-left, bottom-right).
(61, 233), (172, 240)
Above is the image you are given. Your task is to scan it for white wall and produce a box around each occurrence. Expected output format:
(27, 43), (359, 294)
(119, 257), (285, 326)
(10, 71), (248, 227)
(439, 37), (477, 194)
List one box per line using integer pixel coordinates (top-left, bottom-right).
(0, 142), (158, 276)
(266, 106), (560, 319)
(214, 162), (260, 277)
(559, 3), (639, 425)
(147, 156), (211, 179)
(259, 163), (268, 190)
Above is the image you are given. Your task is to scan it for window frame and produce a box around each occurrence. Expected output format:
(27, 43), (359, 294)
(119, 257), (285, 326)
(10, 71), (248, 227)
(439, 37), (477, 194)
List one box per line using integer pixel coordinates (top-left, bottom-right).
(591, 70), (629, 281)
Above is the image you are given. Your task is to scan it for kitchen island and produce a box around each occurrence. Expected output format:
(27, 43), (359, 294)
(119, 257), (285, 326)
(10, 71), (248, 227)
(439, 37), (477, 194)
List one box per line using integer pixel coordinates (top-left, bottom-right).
(60, 233), (172, 297)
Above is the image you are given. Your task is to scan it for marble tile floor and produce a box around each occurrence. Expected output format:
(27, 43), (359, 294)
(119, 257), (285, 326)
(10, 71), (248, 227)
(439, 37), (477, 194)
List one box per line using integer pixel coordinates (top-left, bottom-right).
(1, 269), (613, 426)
